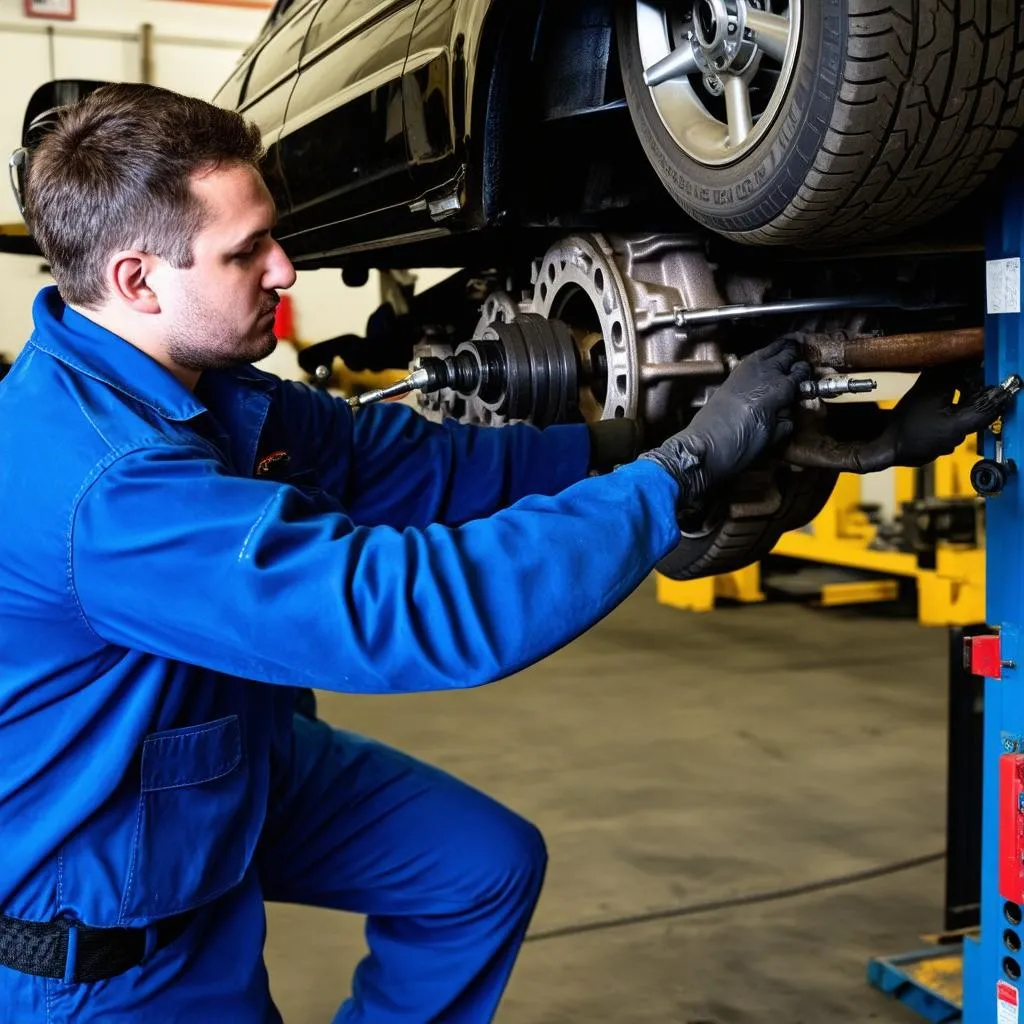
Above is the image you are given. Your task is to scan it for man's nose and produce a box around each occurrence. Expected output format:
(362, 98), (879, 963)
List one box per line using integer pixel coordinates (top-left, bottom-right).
(265, 241), (296, 291)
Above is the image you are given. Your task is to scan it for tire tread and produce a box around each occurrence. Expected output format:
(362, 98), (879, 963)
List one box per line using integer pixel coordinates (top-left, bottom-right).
(733, 1), (1024, 245)
(657, 469), (838, 581)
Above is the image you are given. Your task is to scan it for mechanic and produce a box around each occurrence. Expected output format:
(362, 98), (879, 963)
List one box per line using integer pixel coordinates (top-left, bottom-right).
(0, 83), (1008, 1024)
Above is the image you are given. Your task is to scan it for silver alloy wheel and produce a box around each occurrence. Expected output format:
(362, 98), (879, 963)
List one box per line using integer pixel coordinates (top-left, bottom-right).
(636, 0), (801, 166)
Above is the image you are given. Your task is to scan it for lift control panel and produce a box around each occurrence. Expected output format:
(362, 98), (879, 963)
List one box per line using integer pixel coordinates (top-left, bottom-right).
(1001, 755), (1024, 904)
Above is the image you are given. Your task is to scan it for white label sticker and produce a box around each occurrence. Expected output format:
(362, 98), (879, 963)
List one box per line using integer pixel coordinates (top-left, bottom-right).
(988, 258), (1022, 315)
(999, 981), (1019, 1024)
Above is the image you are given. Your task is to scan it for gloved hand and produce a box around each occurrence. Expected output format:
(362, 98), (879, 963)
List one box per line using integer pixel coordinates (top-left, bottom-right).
(785, 364), (1013, 474)
(639, 337), (812, 504)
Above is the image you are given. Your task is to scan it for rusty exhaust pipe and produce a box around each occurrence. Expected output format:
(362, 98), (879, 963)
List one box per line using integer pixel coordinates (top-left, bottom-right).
(802, 327), (984, 372)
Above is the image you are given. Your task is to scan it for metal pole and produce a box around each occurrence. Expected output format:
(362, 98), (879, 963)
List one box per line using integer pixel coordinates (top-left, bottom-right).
(140, 23), (155, 84)
(46, 25), (55, 80)
(946, 626), (985, 934)
(961, 153), (1024, 1024)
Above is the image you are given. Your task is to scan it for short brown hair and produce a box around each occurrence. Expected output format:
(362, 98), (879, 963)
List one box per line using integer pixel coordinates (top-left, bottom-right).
(25, 83), (264, 307)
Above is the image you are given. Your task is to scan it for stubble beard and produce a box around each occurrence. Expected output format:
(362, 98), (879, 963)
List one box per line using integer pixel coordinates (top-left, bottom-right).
(165, 292), (279, 372)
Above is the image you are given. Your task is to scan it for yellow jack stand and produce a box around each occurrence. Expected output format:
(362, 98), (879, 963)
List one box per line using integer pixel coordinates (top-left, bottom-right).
(657, 563), (764, 613)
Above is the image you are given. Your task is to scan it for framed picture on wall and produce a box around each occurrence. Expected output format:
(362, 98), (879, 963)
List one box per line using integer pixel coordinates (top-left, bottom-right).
(24, 0), (76, 19)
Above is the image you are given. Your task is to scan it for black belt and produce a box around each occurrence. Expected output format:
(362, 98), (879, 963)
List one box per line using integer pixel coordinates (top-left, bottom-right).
(0, 909), (194, 983)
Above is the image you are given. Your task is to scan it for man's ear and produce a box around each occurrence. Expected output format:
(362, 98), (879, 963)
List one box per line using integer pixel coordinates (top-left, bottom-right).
(107, 250), (161, 314)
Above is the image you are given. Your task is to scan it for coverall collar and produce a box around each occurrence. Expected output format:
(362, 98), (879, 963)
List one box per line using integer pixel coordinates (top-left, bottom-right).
(29, 287), (279, 474)
(30, 286), (207, 423)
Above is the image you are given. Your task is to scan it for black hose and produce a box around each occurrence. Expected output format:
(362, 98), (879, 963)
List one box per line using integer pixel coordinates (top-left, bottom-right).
(523, 850), (945, 944)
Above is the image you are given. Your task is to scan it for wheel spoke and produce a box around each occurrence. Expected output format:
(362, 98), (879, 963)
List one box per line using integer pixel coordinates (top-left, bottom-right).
(724, 74), (753, 148)
(644, 36), (699, 87)
(745, 7), (791, 63)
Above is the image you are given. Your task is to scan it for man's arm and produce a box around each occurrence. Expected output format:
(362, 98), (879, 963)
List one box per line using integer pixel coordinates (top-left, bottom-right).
(71, 445), (681, 694)
(276, 379), (594, 529)
(70, 338), (808, 695)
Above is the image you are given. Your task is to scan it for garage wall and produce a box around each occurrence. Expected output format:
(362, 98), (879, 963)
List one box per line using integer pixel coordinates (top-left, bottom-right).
(0, 0), (429, 375)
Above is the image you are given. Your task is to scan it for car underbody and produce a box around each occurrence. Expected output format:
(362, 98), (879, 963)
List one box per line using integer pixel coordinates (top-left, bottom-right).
(300, 226), (990, 579)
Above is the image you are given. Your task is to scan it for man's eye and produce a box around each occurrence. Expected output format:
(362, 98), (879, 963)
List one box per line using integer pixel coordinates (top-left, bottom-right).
(233, 247), (257, 261)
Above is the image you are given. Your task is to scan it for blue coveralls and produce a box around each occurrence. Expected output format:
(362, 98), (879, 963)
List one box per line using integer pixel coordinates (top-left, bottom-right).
(0, 288), (681, 1022)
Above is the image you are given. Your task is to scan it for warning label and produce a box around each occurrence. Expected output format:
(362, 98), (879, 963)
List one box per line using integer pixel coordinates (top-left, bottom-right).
(998, 980), (1019, 1024)
(987, 258), (1022, 315)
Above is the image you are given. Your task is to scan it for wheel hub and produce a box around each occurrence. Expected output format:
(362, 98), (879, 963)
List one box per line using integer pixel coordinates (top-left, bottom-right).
(694, 0), (720, 47)
(413, 307), (579, 428)
(637, 0), (801, 164)
(691, 0), (751, 75)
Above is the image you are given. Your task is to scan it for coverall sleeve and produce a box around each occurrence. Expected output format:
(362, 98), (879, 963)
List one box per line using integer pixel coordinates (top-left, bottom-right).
(70, 444), (680, 693)
(276, 379), (592, 528)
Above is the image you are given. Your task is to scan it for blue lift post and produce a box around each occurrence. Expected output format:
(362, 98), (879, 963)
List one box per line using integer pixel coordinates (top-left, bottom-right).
(867, 162), (1024, 1022)
(961, 163), (1024, 1024)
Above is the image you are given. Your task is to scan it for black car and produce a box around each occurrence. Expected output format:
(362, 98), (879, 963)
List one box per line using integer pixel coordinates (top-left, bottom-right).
(13, 1), (1024, 578)
(220, 0), (1024, 259)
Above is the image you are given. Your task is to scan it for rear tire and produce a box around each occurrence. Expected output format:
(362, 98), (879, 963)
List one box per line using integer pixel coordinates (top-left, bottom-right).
(656, 466), (837, 580)
(618, 1), (1024, 245)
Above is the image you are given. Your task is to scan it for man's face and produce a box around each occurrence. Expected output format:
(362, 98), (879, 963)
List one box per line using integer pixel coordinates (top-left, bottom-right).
(151, 161), (296, 373)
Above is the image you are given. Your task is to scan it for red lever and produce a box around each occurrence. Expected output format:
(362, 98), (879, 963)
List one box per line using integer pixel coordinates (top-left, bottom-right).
(968, 634), (1003, 679)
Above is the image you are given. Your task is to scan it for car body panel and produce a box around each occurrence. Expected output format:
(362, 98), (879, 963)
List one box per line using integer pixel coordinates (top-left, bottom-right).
(278, 0), (421, 259)
(215, 0), (325, 221)
(260, 0), (664, 265)
(401, 0), (514, 216)
(266, 0), (522, 263)
(403, 1), (461, 192)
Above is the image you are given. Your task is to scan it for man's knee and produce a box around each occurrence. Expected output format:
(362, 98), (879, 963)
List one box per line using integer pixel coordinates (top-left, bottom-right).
(512, 814), (548, 886)
(474, 807), (547, 908)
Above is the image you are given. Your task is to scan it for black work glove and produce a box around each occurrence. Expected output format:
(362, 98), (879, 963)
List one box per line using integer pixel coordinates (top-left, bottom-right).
(785, 364), (1012, 474)
(639, 338), (812, 505)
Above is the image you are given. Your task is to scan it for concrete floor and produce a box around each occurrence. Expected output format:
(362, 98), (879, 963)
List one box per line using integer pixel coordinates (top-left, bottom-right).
(265, 579), (951, 1023)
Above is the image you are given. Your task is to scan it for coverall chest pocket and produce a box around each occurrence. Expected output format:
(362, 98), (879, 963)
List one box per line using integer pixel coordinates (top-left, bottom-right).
(119, 715), (257, 925)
